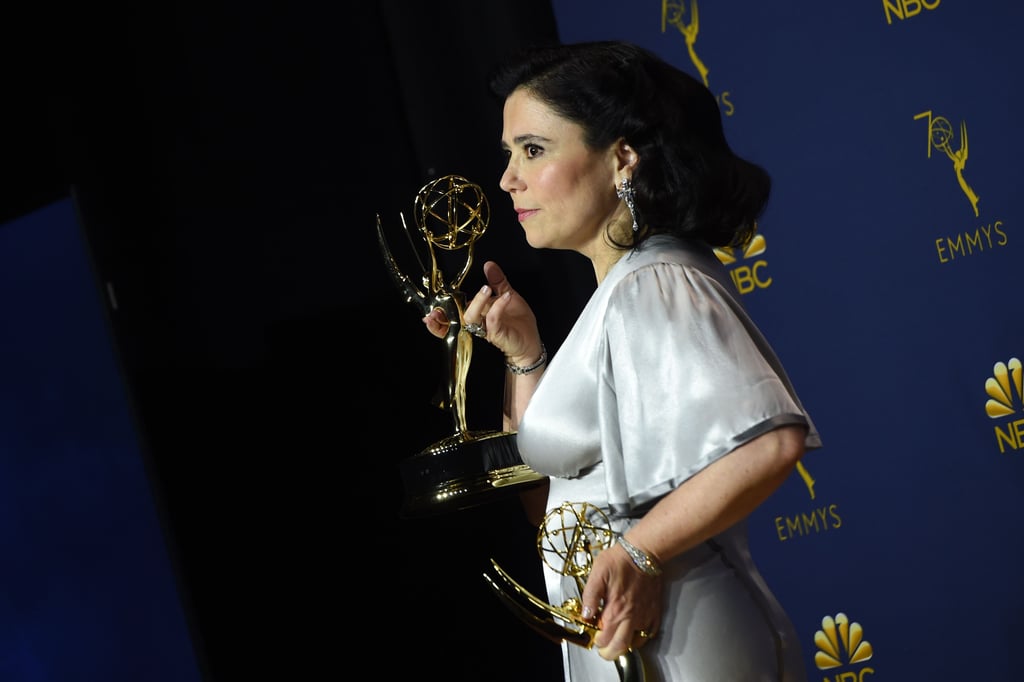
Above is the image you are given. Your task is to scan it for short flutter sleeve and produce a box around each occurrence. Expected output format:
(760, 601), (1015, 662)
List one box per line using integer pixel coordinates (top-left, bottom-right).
(598, 260), (816, 514)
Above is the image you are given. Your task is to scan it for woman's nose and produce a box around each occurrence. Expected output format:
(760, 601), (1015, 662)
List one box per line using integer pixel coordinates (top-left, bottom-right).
(499, 163), (521, 193)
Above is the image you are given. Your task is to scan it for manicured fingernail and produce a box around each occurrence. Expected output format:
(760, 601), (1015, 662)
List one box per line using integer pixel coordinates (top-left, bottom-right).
(581, 605), (595, 620)
(480, 285), (490, 295)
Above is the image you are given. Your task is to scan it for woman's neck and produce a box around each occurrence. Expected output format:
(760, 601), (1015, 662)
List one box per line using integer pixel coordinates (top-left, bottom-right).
(588, 217), (635, 284)
(591, 243), (628, 284)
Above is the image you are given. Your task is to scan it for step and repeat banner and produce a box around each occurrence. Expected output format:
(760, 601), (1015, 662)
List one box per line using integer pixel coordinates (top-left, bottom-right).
(551, 2), (1022, 680)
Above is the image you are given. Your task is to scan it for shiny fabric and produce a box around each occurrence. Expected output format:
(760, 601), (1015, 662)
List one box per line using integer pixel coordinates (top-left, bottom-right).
(517, 235), (821, 682)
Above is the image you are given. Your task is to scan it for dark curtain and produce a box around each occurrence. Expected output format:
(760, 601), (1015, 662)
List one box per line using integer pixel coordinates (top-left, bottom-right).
(4, 2), (594, 680)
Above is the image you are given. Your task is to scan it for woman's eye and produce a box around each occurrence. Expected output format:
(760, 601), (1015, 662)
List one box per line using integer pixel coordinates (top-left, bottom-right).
(525, 144), (542, 158)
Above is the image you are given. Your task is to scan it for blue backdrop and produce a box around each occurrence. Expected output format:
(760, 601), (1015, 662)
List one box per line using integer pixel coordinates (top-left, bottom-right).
(548, 1), (1023, 680)
(0, 199), (204, 681)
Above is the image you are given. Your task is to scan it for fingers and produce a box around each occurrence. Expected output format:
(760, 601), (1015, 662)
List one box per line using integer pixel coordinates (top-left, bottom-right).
(597, 619), (641, 661)
(421, 263), (508, 335)
(475, 261), (525, 325)
(633, 627), (656, 648)
(483, 260), (508, 293)
(421, 307), (449, 339)
(586, 543), (663, 661)
(423, 262), (536, 358)
(596, 621), (658, 660)
(462, 279), (517, 324)
(462, 284), (497, 328)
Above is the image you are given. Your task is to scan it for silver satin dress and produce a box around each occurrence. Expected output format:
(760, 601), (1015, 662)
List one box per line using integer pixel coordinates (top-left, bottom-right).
(516, 235), (822, 682)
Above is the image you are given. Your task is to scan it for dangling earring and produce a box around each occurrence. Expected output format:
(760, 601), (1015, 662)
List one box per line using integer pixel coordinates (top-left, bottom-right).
(616, 177), (639, 232)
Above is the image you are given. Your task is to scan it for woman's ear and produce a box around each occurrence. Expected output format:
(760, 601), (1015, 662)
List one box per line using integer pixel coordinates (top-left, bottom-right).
(615, 139), (639, 173)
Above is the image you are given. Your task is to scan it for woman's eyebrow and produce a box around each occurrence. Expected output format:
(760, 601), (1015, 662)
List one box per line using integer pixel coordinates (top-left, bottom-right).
(513, 134), (551, 145)
(500, 133), (552, 151)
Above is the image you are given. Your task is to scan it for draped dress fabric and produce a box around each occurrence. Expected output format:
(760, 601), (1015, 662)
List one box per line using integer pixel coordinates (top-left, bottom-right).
(516, 235), (822, 682)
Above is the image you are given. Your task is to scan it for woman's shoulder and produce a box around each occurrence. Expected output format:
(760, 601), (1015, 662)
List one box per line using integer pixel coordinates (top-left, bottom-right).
(608, 235), (734, 293)
(630, 234), (715, 264)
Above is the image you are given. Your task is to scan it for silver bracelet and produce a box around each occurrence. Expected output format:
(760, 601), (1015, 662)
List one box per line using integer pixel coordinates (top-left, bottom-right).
(506, 343), (547, 375)
(617, 535), (662, 576)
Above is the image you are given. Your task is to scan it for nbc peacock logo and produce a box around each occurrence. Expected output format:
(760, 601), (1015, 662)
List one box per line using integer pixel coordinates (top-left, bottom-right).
(713, 232), (770, 295)
(986, 357), (1024, 453)
(814, 612), (875, 681)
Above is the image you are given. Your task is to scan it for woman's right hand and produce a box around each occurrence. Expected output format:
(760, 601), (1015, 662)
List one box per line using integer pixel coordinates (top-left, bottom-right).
(422, 260), (543, 366)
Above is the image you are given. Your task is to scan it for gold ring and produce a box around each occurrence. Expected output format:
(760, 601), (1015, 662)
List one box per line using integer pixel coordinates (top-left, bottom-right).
(637, 629), (652, 639)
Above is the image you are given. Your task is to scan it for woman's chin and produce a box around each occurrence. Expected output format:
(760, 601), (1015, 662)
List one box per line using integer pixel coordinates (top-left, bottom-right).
(523, 231), (550, 250)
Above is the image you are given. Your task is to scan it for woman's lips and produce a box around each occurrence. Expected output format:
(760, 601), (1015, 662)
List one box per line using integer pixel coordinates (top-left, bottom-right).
(516, 209), (538, 222)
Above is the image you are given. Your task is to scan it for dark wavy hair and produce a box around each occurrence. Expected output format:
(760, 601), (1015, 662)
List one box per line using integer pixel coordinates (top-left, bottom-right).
(489, 40), (769, 249)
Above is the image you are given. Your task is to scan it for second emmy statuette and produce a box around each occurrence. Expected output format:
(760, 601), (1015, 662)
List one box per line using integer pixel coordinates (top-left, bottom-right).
(483, 502), (647, 682)
(375, 174), (546, 517)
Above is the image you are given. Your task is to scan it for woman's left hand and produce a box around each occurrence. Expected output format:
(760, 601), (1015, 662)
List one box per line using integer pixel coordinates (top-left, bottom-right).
(581, 541), (664, 660)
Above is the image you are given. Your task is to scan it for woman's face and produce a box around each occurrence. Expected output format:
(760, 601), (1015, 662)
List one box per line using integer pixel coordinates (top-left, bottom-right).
(499, 89), (624, 255)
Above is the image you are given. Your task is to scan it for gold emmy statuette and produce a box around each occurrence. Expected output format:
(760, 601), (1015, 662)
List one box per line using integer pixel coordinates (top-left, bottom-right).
(483, 502), (647, 682)
(375, 174), (546, 517)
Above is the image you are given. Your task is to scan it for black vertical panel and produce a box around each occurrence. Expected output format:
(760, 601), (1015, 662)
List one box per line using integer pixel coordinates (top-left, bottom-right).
(5, 1), (590, 680)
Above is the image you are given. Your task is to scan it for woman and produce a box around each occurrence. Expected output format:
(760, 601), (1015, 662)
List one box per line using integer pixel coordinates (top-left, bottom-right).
(424, 40), (821, 681)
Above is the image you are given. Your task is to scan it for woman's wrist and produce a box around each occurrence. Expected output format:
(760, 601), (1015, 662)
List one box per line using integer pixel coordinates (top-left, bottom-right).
(506, 343), (547, 375)
(617, 534), (663, 576)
